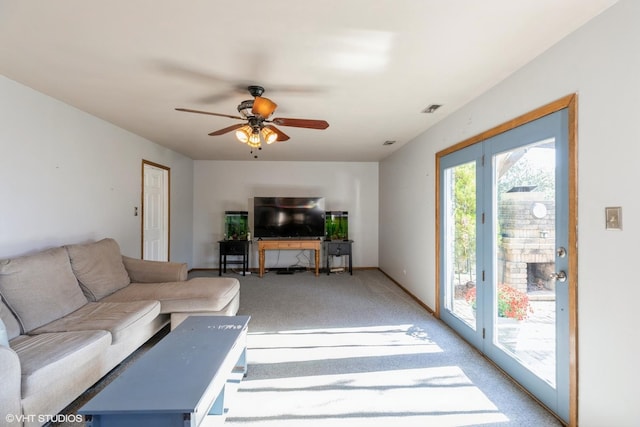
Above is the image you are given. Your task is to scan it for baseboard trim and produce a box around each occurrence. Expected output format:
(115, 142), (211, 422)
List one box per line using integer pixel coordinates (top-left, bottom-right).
(378, 268), (435, 315)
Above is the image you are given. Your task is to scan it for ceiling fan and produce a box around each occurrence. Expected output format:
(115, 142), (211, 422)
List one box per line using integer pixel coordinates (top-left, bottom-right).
(176, 85), (329, 155)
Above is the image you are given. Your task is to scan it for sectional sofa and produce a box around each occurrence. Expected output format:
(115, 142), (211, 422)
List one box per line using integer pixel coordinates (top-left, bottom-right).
(0, 238), (240, 427)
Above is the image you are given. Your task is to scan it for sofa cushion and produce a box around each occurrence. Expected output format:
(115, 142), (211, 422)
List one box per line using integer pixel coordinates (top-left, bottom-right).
(0, 247), (88, 333)
(31, 300), (161, 344)
(65, 238), (131, 301)
(0, 317), (8, 347)
(122, 256), (188, 283)
(10, 330), (111, 398)
(0, 301), (20, 341)
(100, 277), (240, 314)
(170, 291), (240, 330)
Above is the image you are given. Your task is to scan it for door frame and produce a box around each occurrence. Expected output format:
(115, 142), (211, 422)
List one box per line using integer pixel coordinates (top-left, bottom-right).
(435, 94), (578, 426)
(141, 159), (171, 261)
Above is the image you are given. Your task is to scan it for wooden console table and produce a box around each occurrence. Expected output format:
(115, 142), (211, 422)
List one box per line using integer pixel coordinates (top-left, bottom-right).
(257, 239), (322, 277)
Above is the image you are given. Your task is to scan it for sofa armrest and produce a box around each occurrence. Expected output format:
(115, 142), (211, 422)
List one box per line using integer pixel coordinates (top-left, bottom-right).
(0, 345), (22, 421)
(122, 256), (188, 283)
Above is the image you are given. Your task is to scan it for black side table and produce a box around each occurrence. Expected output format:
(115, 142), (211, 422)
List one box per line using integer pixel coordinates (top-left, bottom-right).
(218, 240), (250, 276)
(325, 240), (353, 275)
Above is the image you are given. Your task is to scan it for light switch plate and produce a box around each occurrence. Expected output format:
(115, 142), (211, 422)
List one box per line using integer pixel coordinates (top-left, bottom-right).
(605, 206), (622, 230)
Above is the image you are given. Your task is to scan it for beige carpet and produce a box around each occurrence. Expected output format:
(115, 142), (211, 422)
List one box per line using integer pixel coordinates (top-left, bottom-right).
(221, 269), (561, 426)
(53, 269), (561, 427)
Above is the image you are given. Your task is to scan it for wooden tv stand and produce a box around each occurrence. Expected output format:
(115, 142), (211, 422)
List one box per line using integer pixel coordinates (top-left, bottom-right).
(257, 239), (322, 277)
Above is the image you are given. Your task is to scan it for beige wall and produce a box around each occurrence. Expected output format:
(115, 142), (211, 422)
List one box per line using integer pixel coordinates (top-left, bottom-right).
(192, 160), (378, 269)
(0, 76), (195, 265)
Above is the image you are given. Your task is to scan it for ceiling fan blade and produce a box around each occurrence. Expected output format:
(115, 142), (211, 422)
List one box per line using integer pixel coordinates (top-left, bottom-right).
(252, 96), (278, 118)
(175, 108), (243, 120)
(208, 123), (245, 136)
(264, 125), (289, 142)
(271, 117), (329, 129)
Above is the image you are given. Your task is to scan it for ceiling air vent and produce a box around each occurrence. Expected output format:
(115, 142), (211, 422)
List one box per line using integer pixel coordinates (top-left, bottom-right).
(421, 104), (442, 114)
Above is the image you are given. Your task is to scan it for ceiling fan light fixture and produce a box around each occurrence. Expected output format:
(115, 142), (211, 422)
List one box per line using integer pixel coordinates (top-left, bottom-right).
(261, 127), (278, 144)
(252, 96), (278, 118)
(235, 125), (252, 143)
(176, 85), (328, 157)
(247, 131), (261, 148)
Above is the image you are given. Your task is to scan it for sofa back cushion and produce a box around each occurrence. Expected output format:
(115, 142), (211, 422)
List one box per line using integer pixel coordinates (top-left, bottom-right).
(122, 256), (188, 283)
(0, 247), (88, 333)
(0, 300), (21, 342)
(65, 238), (131, 301)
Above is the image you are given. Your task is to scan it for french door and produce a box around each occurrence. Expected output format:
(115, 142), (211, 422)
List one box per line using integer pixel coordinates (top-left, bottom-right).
(438, 104), (576, 423)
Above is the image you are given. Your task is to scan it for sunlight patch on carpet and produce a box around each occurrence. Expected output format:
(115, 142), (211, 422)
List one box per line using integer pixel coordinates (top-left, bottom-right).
(227, 366), (509, 426)
(247, 324), (442, 364)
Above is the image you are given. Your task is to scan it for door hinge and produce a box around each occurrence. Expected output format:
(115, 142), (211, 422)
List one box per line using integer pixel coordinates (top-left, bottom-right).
(482, 270), (485, 281)
(482, 328), (486, 339)
(482, 212), (485, 224)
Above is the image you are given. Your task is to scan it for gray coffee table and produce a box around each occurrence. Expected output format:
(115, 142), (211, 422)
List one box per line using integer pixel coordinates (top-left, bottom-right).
(79, 315), (250, 427)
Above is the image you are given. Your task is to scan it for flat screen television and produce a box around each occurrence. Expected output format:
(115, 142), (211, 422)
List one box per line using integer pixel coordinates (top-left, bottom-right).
(253, 197), (325, 239)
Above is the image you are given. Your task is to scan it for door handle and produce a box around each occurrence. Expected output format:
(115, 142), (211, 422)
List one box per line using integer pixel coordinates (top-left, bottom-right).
(550, 271), (567, 282)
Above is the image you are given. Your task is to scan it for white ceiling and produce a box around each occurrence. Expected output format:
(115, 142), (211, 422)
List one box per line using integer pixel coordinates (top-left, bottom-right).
(0, 0), (617, 161)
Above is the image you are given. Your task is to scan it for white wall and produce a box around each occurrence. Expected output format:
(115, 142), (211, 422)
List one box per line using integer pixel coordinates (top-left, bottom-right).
(0, 76), (195, 265)
(380, 1), (638, 425)
(193, 160), (378, 269)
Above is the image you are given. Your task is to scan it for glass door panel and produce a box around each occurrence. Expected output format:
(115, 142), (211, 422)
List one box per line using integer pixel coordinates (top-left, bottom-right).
(443, 161), (477, 329)
(440, 142), (483, 348)
(493, 139), (557, 386)
(482, 109), (569, 421)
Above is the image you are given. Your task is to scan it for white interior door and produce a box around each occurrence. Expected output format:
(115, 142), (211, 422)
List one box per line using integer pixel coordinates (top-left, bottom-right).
(143, 161), (169, 261)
